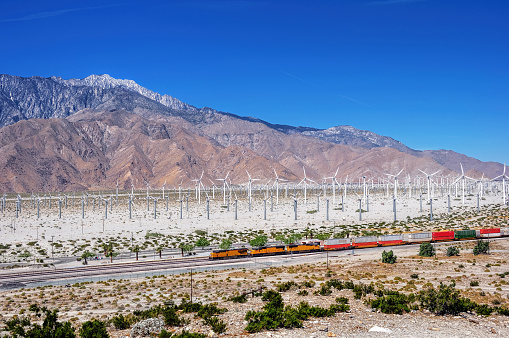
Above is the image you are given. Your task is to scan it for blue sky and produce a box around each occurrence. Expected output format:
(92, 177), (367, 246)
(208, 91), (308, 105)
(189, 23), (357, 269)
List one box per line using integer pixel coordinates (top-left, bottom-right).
(1, 0), (507, 164)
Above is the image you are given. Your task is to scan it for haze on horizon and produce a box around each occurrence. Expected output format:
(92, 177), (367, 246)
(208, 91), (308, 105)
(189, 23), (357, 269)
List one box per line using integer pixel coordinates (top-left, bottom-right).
(0, 0), (507, 164)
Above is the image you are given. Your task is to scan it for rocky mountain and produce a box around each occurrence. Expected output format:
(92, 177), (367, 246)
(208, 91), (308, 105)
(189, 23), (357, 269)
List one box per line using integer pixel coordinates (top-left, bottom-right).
(0, 74), (503, 191)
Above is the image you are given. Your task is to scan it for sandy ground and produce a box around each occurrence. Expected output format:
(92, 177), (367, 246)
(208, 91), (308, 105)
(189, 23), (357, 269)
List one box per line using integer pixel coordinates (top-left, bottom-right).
(1, 237), (509, 337)
(0, 188), (507, 269)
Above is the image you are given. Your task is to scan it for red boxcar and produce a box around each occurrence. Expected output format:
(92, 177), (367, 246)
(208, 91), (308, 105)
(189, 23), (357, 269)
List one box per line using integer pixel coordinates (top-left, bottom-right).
(432, 231), (455, 242)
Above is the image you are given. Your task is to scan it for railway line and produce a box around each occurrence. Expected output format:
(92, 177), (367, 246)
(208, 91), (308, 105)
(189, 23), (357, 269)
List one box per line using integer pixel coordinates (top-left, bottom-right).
(0, 236), (506, 291)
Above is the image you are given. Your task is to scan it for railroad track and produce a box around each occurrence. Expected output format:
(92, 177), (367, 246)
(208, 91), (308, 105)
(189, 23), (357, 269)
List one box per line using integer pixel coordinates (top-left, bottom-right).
(0, 256), (249, 285)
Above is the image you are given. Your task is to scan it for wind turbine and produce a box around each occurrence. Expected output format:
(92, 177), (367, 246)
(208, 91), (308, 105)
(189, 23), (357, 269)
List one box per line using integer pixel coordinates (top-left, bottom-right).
(453, 163), (475, 205)
(418, 169), (440, 199)
(272, 169), (287, 205)
(298, 167), (316, 204)
(492, 163), (508, 205)
(246, 170), (260, 210)
(192, 171), (205, 204)
(385, 169), (403, 200)
(216, 171), (230, 205)
(326, 167), (340, 205)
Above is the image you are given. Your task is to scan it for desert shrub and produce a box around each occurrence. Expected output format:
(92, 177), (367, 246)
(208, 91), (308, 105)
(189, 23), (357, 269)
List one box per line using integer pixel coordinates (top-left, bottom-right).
(335, 297), (349, 304)
(203, 316), (227, 334)
(369, 292), (414, 315)
(244, 290), (343, 333)
(80, 319), (109, 338)
(473, 240), (489, 255)
(475, 304), (494, 316)
(111, 313), (135, 330)
(419, 242), (435, 257)
(470, 281), (479, 287)
(446, 246), (460, 257)
(316, 284), (332, 296)
(382, 250), (397, 264)
(277, 281), (298, 292)
(410, 273), (419, 279)
(418, 283), (475, 315)
(352, 283), (374, 299)
(162, 306), (183, 326)
(4, 304), (76, 338)
(229, 294), (248, 303)
(297, 290), (308, 296)
(300, 280), (315, 288)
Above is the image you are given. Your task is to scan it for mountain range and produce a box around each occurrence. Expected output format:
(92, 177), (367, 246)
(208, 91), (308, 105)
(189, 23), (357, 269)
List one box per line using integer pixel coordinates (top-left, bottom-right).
(0, 74), (503, 192)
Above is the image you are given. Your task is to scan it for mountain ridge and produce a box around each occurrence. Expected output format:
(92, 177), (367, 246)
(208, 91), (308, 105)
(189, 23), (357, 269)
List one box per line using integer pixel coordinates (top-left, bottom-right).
(0, 73), (503, 191)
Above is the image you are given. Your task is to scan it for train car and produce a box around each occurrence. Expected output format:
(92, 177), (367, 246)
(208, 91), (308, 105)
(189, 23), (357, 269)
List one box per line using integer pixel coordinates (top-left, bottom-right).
(406, 232), (432, 243)
(251, 245), (285, 256)
(324, 238), (352, 250)
(209, 248), (248, 260)
(210, 249), (228, 260)
(454, 229), (476, 240)
(287, 242), (320, 253)
(479, 228), (501, 238)
(432, 231), (455, 242)
(501, 228), (509, 237)
(352, 236), (378, 248)
(378, 234), (404, 246)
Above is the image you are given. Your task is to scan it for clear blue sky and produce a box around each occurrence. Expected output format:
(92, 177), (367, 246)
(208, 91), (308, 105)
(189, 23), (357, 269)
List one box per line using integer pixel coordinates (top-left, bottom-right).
(1, 0), (507, 164)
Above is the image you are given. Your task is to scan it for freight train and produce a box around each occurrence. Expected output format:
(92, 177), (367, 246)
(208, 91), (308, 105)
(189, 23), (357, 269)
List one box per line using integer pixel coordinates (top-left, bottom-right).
(209, 227), (508, 260)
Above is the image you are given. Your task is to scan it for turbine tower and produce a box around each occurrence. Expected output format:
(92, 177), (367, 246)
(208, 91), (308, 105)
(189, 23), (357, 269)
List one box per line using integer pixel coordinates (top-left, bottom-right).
(492, 163), (508, 205)
(418, 169), (440, 199)
(385, 169), (403, 200)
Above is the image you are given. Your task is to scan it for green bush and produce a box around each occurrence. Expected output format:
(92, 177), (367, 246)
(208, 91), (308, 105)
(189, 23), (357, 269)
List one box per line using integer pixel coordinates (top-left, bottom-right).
(110, 313), (136, 330)
(203, 316), (227, 334)
(369, 292), (414, 314)
(229, 294), (248, 303)
(4, 304), (76, 338)
(418, 283), (475, 315)
(475, 304), (494, 316)
(446, 246), (460, 257)
(470, 281), (479, 287)
(79, 319), (109, 338)
(382, 250), (397, 264)
(419, 242), (435, 257)
(473, 240), (489, 255)
(249, 235), (268, 247)
(277, 281), (298, 292)
(245, 290), (345, 333)
(335, 297), (349, 304)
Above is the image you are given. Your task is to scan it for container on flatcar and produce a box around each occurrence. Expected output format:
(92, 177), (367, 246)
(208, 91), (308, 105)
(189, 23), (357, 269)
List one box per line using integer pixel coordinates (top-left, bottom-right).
(501, 228), (509, 237)
(352, 236), (378, 248)
(324, 238), (352, 250)
(432, 231), (455, 242)
(379, 234), (404, 246)
(407, 232), (432, 243)
(479, 228), (501, 238)
(454, 229), (476, 240)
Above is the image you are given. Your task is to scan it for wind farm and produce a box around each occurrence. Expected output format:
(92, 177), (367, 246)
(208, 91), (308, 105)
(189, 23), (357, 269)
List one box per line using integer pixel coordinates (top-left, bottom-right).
(1, 164), (507, 267)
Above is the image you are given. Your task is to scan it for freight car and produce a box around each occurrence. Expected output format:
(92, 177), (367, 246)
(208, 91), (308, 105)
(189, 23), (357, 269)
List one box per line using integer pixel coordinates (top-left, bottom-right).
(209, 227), (508, 260)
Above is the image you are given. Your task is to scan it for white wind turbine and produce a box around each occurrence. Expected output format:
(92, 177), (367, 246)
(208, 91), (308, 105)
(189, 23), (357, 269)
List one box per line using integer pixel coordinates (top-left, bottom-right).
(298, 167), (316, 204)
(326, 167), (340, 205)
(216, 171), (230, 205)
(246, 170), (260, 208)
(272, 169), (287, 205)
(385, 169), (403, 200)
(492, 163), (508, 205)
(192, 171), (205, 204)
(418, 169), (440, 199)
(452, 163), (475, 205)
